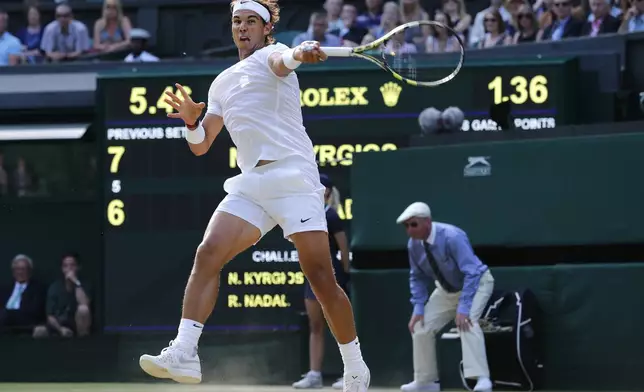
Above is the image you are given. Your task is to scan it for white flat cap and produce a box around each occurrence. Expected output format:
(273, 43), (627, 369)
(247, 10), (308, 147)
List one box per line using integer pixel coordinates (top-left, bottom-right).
(396, 202), (432, 224)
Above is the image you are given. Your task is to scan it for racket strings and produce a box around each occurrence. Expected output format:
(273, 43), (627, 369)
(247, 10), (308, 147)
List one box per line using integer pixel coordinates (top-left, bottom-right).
(381, 39), (420, 81)
(377, 22), (465, 86)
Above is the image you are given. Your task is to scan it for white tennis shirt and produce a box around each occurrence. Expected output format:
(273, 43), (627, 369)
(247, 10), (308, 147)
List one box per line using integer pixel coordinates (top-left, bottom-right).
(206, 43), (317, 173)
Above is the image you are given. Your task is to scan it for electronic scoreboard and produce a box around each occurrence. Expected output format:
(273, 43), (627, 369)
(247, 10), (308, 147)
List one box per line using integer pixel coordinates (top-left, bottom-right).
(98, 58), (577, 332)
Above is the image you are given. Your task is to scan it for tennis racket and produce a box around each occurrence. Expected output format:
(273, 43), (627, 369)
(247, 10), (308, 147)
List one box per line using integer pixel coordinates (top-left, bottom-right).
(318, 21), (465, 87)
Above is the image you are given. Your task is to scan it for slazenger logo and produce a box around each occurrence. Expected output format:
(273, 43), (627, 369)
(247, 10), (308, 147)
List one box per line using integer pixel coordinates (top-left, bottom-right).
(463, 156), (491, 177)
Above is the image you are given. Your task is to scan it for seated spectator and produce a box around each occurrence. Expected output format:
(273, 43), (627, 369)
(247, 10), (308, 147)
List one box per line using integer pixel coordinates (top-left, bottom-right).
(0, 152), (7, 196)
(292, 11), (342, 47)
(470, 0), (511, 47)
(385, 25), (418, 53)
(618, 0), (644, 33)
(0, 254), (47, 337)
(426, 11), (461, 52)
(0, 9), (22, 66)
(441, 0), (472, 40)
(477, 10), (508, 48)
(45, 253), (92, 338)
(124, 28), (159, 62)
(356, 0), (383, 33)
(507, 4), (539, 43)
(324, 0), (345, 34)
(538, 0), (584, 40)
(582, 0), (621, 36)
(361, 1), (399, 44)
(15, 6), (44, 64)
(399, 0), (430, 48)
(40, 3), (91, 62)
(93, 0), (132, 53)
(504, 0), (531, 36)
(605, 0), (624, 19)
(13, 157), (33, 197)
(533, 0), (552, 19)
(339, 4), (369, 47)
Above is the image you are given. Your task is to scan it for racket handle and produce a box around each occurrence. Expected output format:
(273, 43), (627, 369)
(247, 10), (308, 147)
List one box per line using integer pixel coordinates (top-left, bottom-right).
(320, 47), (353, 57)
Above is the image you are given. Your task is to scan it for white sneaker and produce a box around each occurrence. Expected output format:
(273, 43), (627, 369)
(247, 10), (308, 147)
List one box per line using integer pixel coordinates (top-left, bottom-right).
(342, 362), (370, 392)
(139, 340), (202, 384)
(400, 380), (441, 392)
(292, 372), (323, 389)
(473, 377), (493, 392)
(332, 377), (344, 389)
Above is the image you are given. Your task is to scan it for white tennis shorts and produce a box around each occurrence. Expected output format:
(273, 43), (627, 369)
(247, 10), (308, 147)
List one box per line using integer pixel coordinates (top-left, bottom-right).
(215, 155), (327, 239)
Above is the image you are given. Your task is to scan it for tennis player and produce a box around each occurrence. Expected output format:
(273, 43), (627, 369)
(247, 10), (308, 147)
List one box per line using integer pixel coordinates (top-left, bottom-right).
(293, 174), (351, 390)
(138, 1), (370, 391)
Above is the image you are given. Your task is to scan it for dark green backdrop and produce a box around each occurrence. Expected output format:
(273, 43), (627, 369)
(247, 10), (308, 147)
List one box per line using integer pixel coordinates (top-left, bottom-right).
(351, 132), (644, 250)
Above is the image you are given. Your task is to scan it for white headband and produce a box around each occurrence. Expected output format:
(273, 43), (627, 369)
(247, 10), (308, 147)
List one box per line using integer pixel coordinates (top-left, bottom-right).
(233, 0), (271, 23)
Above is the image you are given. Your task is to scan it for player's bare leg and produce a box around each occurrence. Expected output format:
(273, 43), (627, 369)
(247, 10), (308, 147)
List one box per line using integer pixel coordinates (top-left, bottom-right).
(291, 231), (370, 392)
(139, 211), (261, 384)
(181, 211), (260, 322)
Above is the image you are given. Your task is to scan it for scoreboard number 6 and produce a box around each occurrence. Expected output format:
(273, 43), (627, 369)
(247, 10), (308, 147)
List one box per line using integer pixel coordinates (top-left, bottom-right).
(107, 199), (125, 227)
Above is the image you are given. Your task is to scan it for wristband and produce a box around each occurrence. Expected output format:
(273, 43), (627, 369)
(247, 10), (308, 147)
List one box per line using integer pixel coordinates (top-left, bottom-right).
(185, 123), (206, 144)
(186, 120), (199, 130)
(282, 48), (302, 70)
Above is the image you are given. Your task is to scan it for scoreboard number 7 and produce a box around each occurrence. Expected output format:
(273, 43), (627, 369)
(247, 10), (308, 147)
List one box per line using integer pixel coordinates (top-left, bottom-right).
(107, 146), (125, 173)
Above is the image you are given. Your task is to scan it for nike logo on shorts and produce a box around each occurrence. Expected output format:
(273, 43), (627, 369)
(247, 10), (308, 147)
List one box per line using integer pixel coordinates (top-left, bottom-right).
(300, 217), (312, 223)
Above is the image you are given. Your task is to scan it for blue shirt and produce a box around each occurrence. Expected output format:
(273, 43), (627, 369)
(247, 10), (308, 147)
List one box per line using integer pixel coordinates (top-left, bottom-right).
(408, 222), (488, 316)
(551, 16), (571, 41)
(628, 14), (644, 33)
(0, 32), (22, 66)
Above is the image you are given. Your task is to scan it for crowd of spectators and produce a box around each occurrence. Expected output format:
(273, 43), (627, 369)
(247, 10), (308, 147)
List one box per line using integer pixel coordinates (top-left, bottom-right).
(1, 0), (642, 66)
(0, 0), (158, 66)
(293, 0), (643, 54)
(0, 153), (37, 198)
(0, 253), (92, 339)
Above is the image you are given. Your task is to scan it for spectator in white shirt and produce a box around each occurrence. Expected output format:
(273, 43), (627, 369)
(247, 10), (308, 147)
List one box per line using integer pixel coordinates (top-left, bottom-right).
(124, 28), (159, 62)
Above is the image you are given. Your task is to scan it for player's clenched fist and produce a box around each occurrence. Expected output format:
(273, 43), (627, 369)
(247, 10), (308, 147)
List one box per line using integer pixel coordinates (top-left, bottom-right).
(294, 41), (327, 64)
(164, 83), (206, 125)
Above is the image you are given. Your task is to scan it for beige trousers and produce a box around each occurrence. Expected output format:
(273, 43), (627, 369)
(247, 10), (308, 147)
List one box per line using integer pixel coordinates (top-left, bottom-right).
(412, 270), (494, 383)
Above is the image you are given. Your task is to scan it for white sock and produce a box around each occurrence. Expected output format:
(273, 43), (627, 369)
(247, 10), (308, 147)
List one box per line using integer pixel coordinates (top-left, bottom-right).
(174, 318), (203, 350)
(338, 337), (364, 372)
(309, 370), (322, 378)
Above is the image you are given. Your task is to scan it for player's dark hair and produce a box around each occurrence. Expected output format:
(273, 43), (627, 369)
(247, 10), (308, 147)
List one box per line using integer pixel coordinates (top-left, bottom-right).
(230, 0), (280, 45)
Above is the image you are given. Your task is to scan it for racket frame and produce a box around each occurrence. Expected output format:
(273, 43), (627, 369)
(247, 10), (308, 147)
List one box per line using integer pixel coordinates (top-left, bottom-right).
(320, 21), (465, 87)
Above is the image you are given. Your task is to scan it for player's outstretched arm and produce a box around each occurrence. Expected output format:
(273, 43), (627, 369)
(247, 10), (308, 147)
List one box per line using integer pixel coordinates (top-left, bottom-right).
(164, 83), (223, 156)
(268, 41), (328, 78)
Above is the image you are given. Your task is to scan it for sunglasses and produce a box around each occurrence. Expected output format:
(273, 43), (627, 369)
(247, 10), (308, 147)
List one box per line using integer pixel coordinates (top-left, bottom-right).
(553, 2), (570, 6)
(518, 13), (533, 18)
(404, 221), (419, 228)
(56, 13), (71, 18)
(484, 17), (497, 22)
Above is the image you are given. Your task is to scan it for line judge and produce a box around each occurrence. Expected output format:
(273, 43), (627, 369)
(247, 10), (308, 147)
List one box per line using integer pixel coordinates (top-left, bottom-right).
(396, 202), (494, 392)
